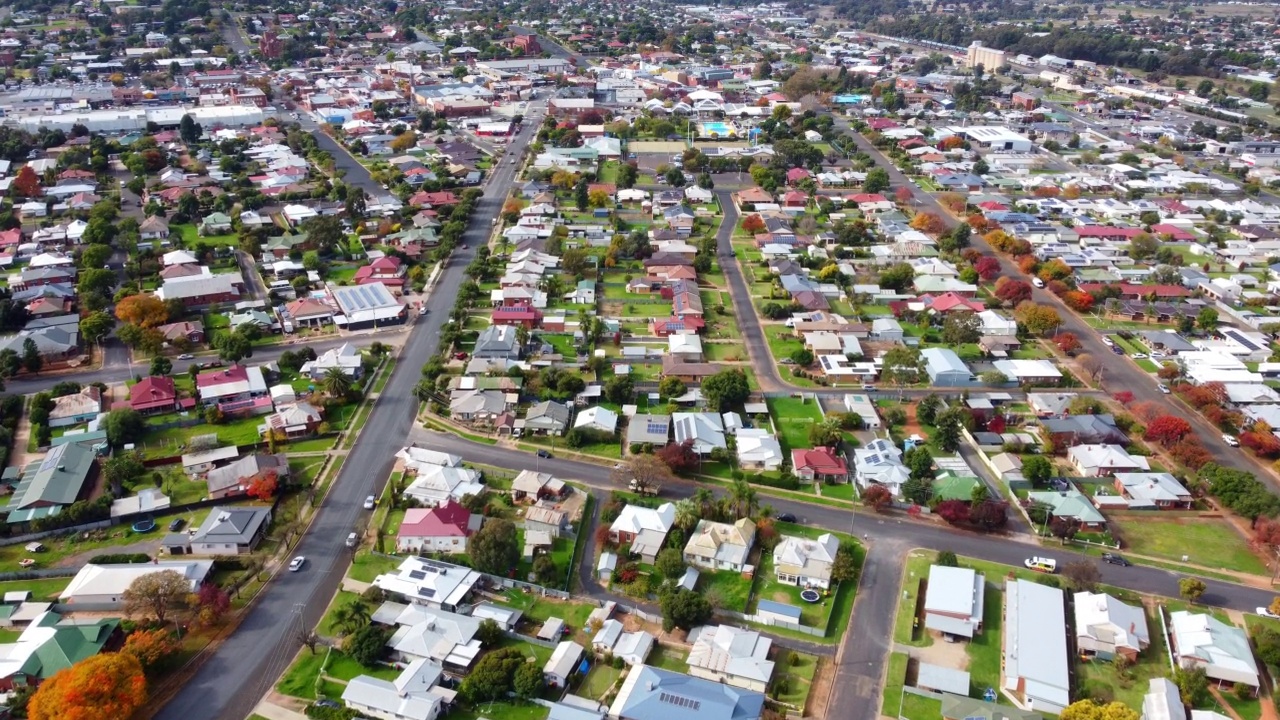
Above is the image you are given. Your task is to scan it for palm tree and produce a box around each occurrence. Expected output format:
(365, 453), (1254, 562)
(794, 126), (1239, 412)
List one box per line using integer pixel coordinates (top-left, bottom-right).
(674, 498), (699, 532)
(692, 488), (714, 517)
(331, 600), (371, 636)
(729, 479), (758, 520)
(321, 367), (353, 399)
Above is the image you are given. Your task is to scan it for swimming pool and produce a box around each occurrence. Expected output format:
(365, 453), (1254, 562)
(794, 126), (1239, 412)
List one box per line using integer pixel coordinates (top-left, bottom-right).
(699, 121), (733, 136)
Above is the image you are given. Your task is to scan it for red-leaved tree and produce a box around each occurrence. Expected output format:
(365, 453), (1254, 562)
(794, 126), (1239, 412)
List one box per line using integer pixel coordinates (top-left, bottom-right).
(656, 440), (699, 474)
(1054, 332), (1081, 355)
(1241, 431), (1280, 458)
(740, 214), (765, 233)
(864, 484), (892, 512)
(1112, 391), (1135, 405)
(246, 471), (278, 501)
(12, 166), (41, 198)
(1145, 416), (1193, 446)
(935, 500), (971, 525)
(974, 256), (1001, 281)
(1169, 440), (1212, 470)
(993, 278), (1032, 306)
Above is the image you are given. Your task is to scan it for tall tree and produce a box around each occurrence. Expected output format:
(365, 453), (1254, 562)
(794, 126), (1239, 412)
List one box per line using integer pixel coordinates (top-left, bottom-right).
(29, 653), (147, 720)
(471, 518), (520, 575)
(122, 570), (191, 624)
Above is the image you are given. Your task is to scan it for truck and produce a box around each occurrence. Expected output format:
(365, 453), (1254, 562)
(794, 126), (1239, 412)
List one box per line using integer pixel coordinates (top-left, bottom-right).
(628, 479), (660, 497)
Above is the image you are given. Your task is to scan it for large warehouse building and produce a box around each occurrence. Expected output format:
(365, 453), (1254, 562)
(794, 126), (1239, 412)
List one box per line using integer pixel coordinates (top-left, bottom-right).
(4, 104), (265, 133)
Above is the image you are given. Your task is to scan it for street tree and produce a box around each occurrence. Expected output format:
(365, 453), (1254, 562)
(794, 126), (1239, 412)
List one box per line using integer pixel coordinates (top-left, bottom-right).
(610, 454), (673, 496)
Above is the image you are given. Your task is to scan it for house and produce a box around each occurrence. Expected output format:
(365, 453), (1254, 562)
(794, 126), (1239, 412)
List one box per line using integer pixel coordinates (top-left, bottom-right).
(262, 402), (324, 438)
(686, 625), (775, 692)
(354, 256), (407, 289)
(1141, 679), (1185, 720)
(920, 347), (974, 385)
(372, 602), (483, 668)
(592, 619), (654, 666)
(402, 461), (485, 507)
(683, 518), (756, 572)
(525, 401), (571, 435)
(0, 610), (122, 690)
(6, 442), (99, 524)
(735, 429), (783, 471)
(47, 387), (102, 428)
(773, 533), (838, 589)
(329, 283), (407, 330)
(1003, 579), (1070, 713)
(853, 438), (909, 496)
(58, 560), (213, 608)
(608, 665), (765, 720)
(923, 565), (985, 639)
(180, 446), (240, 476)
(341, 658), (453, 720)
(1041, 415), (1127, 447)
(791, 447), (849, 482)
(609, 503), (675, 563)
(372, 557), (482, 611)
(396, 501), (481, 553)
(203, 453), (289, 500)
(1074, 591), (1149, 661)
(174, 506), (273, 555)
(139, 215), (170, 240)
(941, 696), (1044, 720)
(156, 320), (205, 344)
(673, 412), (727, 455)
(510, 470), (567, 504)
(196, 364), (268, 410)
(1026, 488), (1107, 529)
(841, 394), (881, 431)
(544, 641), (584, 688)
(626, 414), (671, 446)
(200, 212), (233, 235)
(525, 505), (569, 538)
(1114, 472), (1192, 509)
(300, 343), (364, 380)
(1068, 444), (1151, 477)
(1169, 611), (1260, 689)
(575, 406), (619, 435)
(155, 271), (245, 305)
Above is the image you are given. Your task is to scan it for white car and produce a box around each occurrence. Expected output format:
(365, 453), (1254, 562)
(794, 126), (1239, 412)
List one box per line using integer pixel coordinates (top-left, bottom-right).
(363, 495), (376, 510)
(1157, 383), (1171, 394)
(1130, 353), (1147, 360)
(1102, 337), (1115, 347)
(288, 556), (306, 572)
(1258, 607), (1280, 619)
(177, 353), (194, 360)
(1223, 434), (1240, 447)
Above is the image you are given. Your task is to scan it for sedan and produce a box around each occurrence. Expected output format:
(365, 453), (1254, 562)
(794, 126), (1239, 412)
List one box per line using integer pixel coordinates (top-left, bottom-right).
(1156, 383), (1171, 394)
(1101, 553), (1131, 567)
(1130, 353), (1147, 360)
(537, 450), (552, 459)
(177, 353), (194, 360)
(775, 513), (798, 523)
(1223, 434), (1240, 447)
(288, 556), (306, 572)
(1258, 607), (1280, 619)
(363, 495), (376, 510)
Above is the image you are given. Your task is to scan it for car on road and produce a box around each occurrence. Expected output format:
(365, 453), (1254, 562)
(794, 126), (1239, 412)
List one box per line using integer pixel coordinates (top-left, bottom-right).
(288, 556), (306, 572)
(1157, 383), (1171, 394)
(1102, 336), (1114, 347)
(775, 513), (797, 523)
(1130, 353), (1147, 360)
(1111, 345), (1124, 354)
(177, 353), (194, 360)
(1101, 553), (1131, 566)
(1031, 277), (1045, 288)
(537, 449), (552, 459)
(363, 495), (376, 510)
(1223, 434), (1240, 447)
(1258, 607), (1280, 619)
(1024, 556), (1057, 573)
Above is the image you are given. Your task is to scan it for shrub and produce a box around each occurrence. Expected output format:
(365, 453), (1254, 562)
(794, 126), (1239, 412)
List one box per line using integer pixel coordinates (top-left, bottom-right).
(89, 553), (151, 564)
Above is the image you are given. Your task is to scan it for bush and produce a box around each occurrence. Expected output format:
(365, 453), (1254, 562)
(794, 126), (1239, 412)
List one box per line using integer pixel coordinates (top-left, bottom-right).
(751, 474), (799, 491)
(305, 705), (357, 720)
(89, 553), (151, 564)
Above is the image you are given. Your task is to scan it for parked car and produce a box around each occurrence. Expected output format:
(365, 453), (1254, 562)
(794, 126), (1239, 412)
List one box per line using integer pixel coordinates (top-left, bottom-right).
(1156, 383), (1171, 394)
(1111, 346), (1124, 355)
(1024, 557), (1057, 573)
(1102, 336), (1115, 347)
(363, 495), (376, 510)
(1257, 607), (1280, 619)
(1223, 434), (1240, 447)
(167, 518), (185, 532)
(775, 513), (797, 523)
(288, 556), (306, 572)
(1101, 553), (1131, 567)
(1130, 353), (1147, 360)
(177, 353), (194, 360)
(537, 449), (552, 458)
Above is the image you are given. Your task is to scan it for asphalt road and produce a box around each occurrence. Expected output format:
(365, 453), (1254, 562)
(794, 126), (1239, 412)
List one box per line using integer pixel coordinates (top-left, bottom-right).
(154, 103), (546, 720)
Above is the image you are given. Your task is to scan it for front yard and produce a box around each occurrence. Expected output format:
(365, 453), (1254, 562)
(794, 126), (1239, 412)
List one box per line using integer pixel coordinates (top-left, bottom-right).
(1113, 514), (1267, 575)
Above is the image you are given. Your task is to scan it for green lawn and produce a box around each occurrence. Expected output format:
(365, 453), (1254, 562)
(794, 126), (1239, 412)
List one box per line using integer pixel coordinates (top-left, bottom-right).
(1076, 607), (1170, 709)
(0, 576), (72, 602)
(749, 552), (833, 629)
(138, 413), (270, 458)
(1115, 515), (1267, 575)
(580, 664), (623, 699)
(774, 651), (818, 710)
(496, 637), (554, 666)
(966, 583), (1003, 698)
(647, 644), (688, 673)
(881, 652), (909, 718)
(892, 552), (934, 647)
(324, 652), (401, 682)
(698, 568), (754, 612)
(763, 324), (804, 362)
(317, 590), (363, 638)
(276, 648), (326, 699)
(451, 700), (549, 720)
(900, 694), (943, 720)
(766, 396), (823, 452)
(347, 552), (402, 583)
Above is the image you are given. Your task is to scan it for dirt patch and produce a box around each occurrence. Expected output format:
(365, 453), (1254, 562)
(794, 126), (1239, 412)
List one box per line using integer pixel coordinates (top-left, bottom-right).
(809, 656), (835, 716)
(911, 632), (970, 671)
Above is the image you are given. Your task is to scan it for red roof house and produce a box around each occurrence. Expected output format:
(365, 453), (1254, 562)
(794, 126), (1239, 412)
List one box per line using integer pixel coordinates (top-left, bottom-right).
(785, 167), (811, 184)
(792, 447), (849, 481)
(782, 190), (808, 208)
(128, 376), (181, 415)
(353, 256), (406, 289)
(492, 304), (543, 329)
(396, 500), (476, 553)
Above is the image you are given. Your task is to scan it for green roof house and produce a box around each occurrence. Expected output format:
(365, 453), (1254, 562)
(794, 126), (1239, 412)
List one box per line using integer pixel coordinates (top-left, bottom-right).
(0, 610), (121, 689)
(933, 470), (981, 502)
(6, 442), (99, 524)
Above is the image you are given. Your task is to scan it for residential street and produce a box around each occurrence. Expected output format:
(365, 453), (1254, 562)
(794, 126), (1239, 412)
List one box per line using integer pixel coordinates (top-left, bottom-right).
(152, 104), (546, 720)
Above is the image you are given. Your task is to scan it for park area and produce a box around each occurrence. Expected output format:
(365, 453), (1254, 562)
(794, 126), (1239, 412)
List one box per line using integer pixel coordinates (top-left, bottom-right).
(1111, 514), (1267, 575)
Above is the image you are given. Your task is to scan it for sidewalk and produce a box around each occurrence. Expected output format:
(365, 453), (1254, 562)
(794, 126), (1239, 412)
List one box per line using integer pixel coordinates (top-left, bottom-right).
(251, 699), (309, 720)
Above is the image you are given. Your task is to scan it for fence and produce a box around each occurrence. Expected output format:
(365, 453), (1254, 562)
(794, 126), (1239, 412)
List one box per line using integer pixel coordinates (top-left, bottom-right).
(0, 568), (77, 582)
(612, 602), (663, 625)
(503, 629), (558, 649)
(718, 609), (827, 638)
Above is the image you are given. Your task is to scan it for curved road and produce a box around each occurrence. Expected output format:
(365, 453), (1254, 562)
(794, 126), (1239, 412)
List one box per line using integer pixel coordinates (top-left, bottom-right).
(154, 108), (544, 720)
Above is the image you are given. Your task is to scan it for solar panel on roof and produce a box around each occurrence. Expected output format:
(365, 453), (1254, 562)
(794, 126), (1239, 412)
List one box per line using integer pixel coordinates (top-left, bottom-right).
(417, 587), (435, 598)
(408, 570), (427, 580)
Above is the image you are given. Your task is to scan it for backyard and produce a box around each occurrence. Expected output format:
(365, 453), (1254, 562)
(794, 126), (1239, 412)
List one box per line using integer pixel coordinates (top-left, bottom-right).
(697, 568), (754, 612)
(766, 396), (823, 452)
(1076, 607), (1170, 709)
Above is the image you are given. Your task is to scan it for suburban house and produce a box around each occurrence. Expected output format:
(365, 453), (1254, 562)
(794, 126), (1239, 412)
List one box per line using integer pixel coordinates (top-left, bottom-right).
(371, 601), (482, 668)
(1114, 472), (1193, 509)
(524, 401), (572, 435)
(1002, 579), (1070, 713)
(1041, 414), (1128, 447)
(126, 376), (184, 415)
(1074, 591), (1149, 661)
(591, 619), (654, 666)
(1142, 679), (1185, 720)
(58, 560), (213, 608)
(341, 658), (454, 720)
(6, 441), (100, 524)
(608, 665), (765, 720)
(609, 503), (675, 563)
(1169, 611), (1260, 689)
(196, 364), (270, 414)
(735, 429), (783, 471)
(372, 557), (482, 611)
(171, 506), (273, 555)
(923, 566), (985, 640)
(544, 641), (584, 688)
(0, 610), (122, 691)
(203, 453), (289, 500)
(1026, 488), (1107, 530)
(396, 501), (482, 554)
(791, 447), (849, 482)
(403, 463), (486, 508)
(299, 343), (364, 379)
(47, 387), (102, 428)
(686, 625), (775, 692)
(853, 438), (910, 496)
(773, 533), (838, 589)
(683, 518), (756, 572)
(510, 470), (568, 503)
(1067, 445), (1151, 477)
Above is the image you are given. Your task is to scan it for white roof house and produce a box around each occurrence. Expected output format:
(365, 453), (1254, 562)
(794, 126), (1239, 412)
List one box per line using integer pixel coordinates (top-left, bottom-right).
(923, 566), (985, 639)
(853, 438), (909, 495)
(574, 406), (619, 435)
(59, 560), (213, 607)
(1074, 591), (1149, 660)
(773, 533), (839, 589)
(341, 658), (451, 720)
(1170, 611), (1260, 688)
(608, 503), (675, 562)
(300, 342), (363, 378)
(673, 412), (726, 455)
(1003, 579), (1070, 713)
(735, 428), (783, 471)
(1114, 472), (1192, 509)
(1143, 678), (1186, 720)
(373, 601), (483, 668)
(684, 518), (756, 572)
(592, 619), (654, 666)
(544, 641), (584, 688)
(1068, 444), (1151, 477)
(372, 557), (481, 611)
(686, 625), (775, 692)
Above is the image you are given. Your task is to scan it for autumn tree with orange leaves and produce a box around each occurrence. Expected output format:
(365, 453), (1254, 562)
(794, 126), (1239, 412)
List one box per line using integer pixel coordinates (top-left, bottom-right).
(741, 214), (766, 233)
(29, 652), (147, 720)
(115, 294), (169, 329)
(246, 471), (279, 501)
(909, 212), (945, 235)
(11, 166), (41, 198)
(122, 628), (177, 671)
